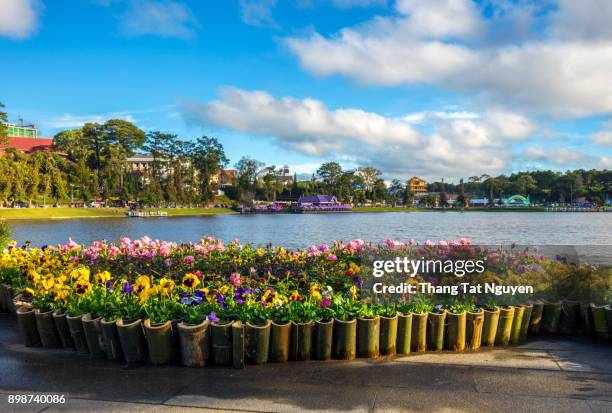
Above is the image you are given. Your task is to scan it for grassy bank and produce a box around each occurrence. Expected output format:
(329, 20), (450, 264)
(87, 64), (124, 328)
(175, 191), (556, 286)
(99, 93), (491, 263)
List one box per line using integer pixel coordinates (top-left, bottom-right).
(0, 207), (237, 220)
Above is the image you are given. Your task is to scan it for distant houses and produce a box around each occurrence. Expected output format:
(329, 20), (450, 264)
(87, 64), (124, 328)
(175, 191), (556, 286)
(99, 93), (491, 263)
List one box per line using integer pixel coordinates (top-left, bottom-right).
(408, 176), (427, 194)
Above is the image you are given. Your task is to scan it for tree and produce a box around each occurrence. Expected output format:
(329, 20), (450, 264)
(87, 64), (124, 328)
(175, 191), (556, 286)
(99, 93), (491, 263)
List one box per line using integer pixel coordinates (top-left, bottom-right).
(0, 101), (8, 146)
(51, 168), (67, 204)
(191, 136), (228, 205)
(403, 188), (414, 207)
(235, 156), (264, 206)
(52, 129), (88, 162)
(316, 162), (343, 194)
(456, 178), (466, 207)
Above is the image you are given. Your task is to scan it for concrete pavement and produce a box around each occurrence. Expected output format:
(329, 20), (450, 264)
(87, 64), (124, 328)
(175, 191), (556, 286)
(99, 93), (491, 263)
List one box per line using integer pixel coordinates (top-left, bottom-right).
(1, 314), (610, 413)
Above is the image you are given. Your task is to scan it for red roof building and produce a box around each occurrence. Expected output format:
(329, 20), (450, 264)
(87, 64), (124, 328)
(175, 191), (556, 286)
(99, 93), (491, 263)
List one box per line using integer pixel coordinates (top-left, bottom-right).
(0, 136), (54, 155)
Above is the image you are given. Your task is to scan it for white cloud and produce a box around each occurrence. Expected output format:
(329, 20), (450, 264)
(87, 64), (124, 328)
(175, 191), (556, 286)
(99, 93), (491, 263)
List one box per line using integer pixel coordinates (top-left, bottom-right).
(592, 132), (612, 147)
(119, 0), (199, 40)
(44, 112), (138, 129)
(285, 0), (612, 118)
(182, 87), (540, 180)
(551, 0), (612, 41)
(239, 0), (279, 29)
(0, 0), (41, 39)
(332, 0), (386, 9)
(525, 145), (612, 169)
(402, 110), (480, 124)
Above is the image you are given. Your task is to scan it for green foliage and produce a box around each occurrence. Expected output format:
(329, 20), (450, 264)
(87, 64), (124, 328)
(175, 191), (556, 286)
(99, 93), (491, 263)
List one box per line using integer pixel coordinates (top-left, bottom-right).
(331, 295), (361, 321)
(0, 221), (10, 250)
(142, 294), (181, 324)
(286, 300), (317, 323)
(445, 301), (476, 314)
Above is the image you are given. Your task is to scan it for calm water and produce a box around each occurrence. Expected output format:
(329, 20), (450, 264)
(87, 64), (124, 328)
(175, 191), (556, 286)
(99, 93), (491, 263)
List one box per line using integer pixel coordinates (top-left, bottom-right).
(6, 211), (612, 249)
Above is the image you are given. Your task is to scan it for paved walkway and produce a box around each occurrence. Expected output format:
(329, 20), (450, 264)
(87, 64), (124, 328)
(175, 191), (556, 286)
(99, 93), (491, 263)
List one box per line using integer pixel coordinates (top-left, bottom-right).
(1, 314), (611, 413)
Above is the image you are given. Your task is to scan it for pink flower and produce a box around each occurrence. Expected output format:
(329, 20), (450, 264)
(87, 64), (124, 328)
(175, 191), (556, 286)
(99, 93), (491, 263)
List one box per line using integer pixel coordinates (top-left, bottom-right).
(184, 255), (195, 265)
(438, 240), (448, 246)
(460, 238), (471, 245)
(424, 240), (434, 247)
(164, 258), (172, 267)
(229, 272), (242, 287)
(326, 254), (337, 261)
(319, 244), (330, 253)
(448, 240), (458, 247)
(320, 299), (331, 308)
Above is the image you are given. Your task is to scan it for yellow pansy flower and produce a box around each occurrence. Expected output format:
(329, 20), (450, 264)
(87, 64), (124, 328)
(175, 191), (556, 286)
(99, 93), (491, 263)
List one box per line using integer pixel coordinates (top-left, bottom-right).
(95, 271), (111, 284)
(182, 273), (200, 289)
(159, 278), (175, 296)
(73, 279), (92, 295)
(41, 275), (55, 291)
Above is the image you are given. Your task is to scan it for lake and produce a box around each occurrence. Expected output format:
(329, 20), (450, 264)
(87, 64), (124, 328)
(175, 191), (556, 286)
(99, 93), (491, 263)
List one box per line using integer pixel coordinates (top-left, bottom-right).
(6, 212), (612, 259)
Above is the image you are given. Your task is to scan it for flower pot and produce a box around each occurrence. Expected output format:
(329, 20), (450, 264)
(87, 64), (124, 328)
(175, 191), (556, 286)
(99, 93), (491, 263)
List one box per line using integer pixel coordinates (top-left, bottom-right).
(427, 311), (446, 351)
(529, 302), (544, 334)
(446, 311), (466, 352)
(6, 287), (17, 314)
(313, 319), (333, 360)
(82, 314), (106, 358)
(510, 305), (525, 344)
(101, 319), (124, 360)
(66, 314), (89, 354)
(580, 303), (594, 337)
(559, 301), (581, 336)
(0, 283), (8, 313)
(542, 302), (562, 334)
(379, 314), (398, 356)
(290, 321), (313, 361)
(52, 310), (75, 349)
(519, 304), (533, 342)
(34, 309), (62, 349)
(268, 321), (291, 363)
(332, 318), (356, 360)
(466, 309), (484, 350)
(232, 321), (245, 369)
(495, 306), (515, 346)
(116, 318), (147, 363)
(590, 304), (610, 340)
(396, 312), (412, 355)
(245, 321), (271, 365)
(211, 322), (233, 365)
(482, 307), (500, 346)
(411, 313), (427, 352)
(144, 320), (178, 365)
(178, 320), (210, 367)
(357, 317), (380, 358)
(605, 306), (612, 341)
(16, 306), (40, 347)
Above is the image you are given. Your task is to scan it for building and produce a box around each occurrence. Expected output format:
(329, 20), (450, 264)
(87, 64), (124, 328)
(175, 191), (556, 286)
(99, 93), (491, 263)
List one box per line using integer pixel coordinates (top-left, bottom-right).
(4, 122), (38, 138)
(297, 195), (340, 206)
(408, 176), (427, 194)
(469, 198), (489, 206)
(219, 169), (237, 186)
(1, 122), (53, 155)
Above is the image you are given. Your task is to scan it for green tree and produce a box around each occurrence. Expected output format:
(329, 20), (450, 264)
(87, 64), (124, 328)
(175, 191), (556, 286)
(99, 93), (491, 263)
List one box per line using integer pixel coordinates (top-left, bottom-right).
(316, 162), (343, 194)
(0, 101), (8, 146)
(235, 156), (264, 206)
(191, 136), (228, 205)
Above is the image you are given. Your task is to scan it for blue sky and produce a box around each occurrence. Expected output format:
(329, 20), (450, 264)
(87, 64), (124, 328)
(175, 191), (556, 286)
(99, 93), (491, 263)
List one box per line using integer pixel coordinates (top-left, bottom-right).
(1, 0), (610, 181)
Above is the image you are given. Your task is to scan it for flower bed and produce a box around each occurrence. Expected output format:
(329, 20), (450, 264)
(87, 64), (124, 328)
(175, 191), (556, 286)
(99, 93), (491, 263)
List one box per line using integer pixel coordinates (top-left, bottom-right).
(1, 237), (610, 367)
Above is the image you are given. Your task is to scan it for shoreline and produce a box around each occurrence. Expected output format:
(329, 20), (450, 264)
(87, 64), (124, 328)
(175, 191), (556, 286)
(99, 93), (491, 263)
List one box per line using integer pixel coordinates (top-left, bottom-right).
(0, 205), (595, 221)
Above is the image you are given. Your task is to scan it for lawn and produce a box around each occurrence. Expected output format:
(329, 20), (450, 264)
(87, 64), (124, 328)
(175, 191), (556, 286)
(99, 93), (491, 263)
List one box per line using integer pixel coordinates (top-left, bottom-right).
(0, 207), (237, 220)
